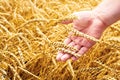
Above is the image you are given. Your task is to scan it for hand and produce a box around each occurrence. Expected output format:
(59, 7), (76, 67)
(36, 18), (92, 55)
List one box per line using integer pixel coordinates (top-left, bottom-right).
(56, 11), (107, 61)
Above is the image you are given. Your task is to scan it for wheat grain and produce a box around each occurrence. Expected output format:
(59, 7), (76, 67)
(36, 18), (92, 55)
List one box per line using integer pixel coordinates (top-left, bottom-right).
(72, 28), (120, 49)
(78, 67), (102, 72)
(0, 68), (7, 75)
(57, 48), (81, 57)
(17, 47), (25, 66)
(108, 37), (120, 43)
(72, 29), (99, 42)
(111, 26), (120, 32)
(102, 75), (117, 80)
(51, 42), (77, 51)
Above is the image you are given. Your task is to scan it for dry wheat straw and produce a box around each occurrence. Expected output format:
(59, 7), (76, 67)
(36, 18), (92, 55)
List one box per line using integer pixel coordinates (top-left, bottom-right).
(19, 19), (48, 29)
(1, 16), (16, 32)
(67, 60), (75, 77)
(0, 75), (6, 80)
(108, 37), (120, 43)
(0, 52), (16, 66)
(0, 6), (6, 11)
(52, 57), (57, 66)
(78, 67), (102, 72)
(3, 0), (12, 11)
(111, 26), (120, 32)
(36, 27), (51, 43)
(102, 76), (117, 80)
(6, 33), (23, 41)
(19, 35), (32, 51)
(94, 60), (119, 73)
(0, 24), (11, 36)
(24, 53), (43, 67)
(0, 68), (7, 75)
(18, 67), (41, 80)
(17, 47), (25, 66)
(0, 12), (10, 16)
(7, 64), (22, 80)
(1, 50), (23, 67)
(25, 29), (34, 38)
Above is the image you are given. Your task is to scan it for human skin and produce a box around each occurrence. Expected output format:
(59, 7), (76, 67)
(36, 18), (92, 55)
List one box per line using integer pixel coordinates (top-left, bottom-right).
(56, 0), (120, 61)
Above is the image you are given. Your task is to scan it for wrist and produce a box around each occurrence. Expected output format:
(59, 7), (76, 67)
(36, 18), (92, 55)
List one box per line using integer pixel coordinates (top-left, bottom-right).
(92, 9), (111, 27)
(92, 0), (120, 27)
(91, 9), (108, 31)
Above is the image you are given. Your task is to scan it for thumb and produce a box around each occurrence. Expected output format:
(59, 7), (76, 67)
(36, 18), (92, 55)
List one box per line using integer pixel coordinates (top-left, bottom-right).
(72, 11), (92, 31)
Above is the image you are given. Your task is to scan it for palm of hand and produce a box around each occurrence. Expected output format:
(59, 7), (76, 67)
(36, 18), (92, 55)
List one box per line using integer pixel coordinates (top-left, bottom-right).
(56, 11), (106, 61)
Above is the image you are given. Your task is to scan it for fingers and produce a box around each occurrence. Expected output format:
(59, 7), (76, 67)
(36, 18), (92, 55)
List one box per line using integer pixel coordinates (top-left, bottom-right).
(81, 38), (95, 48)
(71, 44), (81, 61)
(59, 37), (83, 61)
(74, 37), (83, 45)
(56, 38), (71, 61)
(78, 47), (88, 55)
(72, 47), (88, 61)
(74, 44), (81, 50)
(60, 42), (75, 61)
(56, 51), (64, 61)
(71, 38), (95, 61)
(64, 37), (72, 44)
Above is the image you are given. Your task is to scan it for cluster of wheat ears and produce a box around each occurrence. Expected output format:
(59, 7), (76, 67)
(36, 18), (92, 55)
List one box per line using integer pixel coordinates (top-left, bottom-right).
(0, 0), (120, 80)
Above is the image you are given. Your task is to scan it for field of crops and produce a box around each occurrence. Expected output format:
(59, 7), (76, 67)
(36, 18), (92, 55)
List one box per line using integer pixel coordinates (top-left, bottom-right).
(0, 0), (120, 80)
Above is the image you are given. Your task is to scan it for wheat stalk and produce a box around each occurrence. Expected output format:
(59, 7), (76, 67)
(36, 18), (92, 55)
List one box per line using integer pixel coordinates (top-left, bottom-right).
(17, 47), (25, 66)
(18, 67), (41, 80)
(19, 19), (49, 29)
(0, 68), (7, 76)
(7, 63), (22, 80)
(102, 75), (117, 80)
(36, 26), (51, 43)
(93, 60), (119, 73)
(0, 24), (11, 36)
(1, 50), (23, 67)
(108, 37), (120, 43)
(110, 26), (120, 32)
(19, 35), (32, 51)
(67, 60), (75, 77)
(78, 67), (102, 72)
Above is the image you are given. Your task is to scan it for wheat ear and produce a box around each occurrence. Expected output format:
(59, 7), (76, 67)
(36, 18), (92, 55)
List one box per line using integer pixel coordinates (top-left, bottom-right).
(57, 48), (81, 57)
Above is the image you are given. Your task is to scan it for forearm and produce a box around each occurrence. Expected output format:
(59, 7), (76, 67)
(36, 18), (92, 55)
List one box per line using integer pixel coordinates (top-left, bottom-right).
(93, 0), (120, 27)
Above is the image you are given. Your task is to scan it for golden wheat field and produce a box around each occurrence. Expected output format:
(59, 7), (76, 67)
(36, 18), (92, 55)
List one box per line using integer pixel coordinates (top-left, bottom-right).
(0, 0), (120, 80)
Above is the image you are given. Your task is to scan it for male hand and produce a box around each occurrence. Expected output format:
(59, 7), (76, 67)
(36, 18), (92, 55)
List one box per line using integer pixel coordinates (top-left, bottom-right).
(56, 11), (106, 61)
